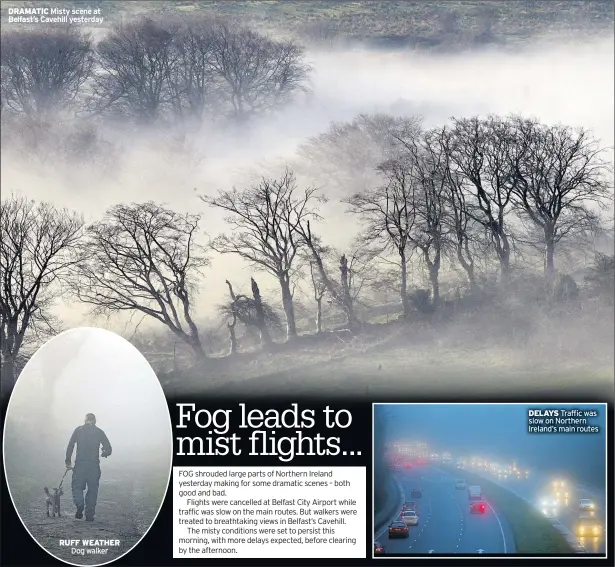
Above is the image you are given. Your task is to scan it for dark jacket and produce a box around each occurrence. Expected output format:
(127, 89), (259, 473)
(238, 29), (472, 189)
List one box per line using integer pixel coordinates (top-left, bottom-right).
(65, 424), (112, 466)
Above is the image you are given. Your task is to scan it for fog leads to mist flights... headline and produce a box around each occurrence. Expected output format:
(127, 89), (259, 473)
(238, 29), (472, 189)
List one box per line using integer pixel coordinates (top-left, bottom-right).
(174, 403), (361, 463)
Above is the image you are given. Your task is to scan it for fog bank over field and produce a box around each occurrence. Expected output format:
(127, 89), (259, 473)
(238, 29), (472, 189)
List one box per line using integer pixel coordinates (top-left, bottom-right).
(2, 37), (613, 331)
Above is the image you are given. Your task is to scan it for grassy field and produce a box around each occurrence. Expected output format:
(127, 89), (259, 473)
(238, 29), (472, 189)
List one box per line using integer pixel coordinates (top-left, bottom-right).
(438, 464), (574, 554)
(158, 310), (614, 400)
(7, 466), (166, 565)
(2, 1), (612, 50)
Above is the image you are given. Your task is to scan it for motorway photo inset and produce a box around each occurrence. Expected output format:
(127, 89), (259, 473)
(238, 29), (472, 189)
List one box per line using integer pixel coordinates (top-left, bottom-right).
(372, 403), (607, 558)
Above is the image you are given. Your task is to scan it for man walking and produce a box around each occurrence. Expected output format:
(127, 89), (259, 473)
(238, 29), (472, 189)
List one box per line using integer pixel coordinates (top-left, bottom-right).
(65, 413), (112, 522)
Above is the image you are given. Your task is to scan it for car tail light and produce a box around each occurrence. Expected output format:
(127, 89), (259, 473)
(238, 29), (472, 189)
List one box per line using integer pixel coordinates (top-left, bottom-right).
(481, 504), (485, 512)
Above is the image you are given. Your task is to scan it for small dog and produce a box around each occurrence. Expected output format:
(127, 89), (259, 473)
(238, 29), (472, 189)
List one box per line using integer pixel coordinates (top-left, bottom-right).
(44, 486), (63, 517)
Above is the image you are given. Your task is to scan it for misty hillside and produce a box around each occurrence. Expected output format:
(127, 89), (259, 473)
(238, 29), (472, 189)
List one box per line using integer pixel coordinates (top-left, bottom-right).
(1, 1), (613, 402)
(2, 1), (614, 50)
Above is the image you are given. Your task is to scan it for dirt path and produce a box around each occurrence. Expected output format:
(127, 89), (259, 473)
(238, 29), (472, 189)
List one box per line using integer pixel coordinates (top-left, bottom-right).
(15, 470), (158, 565)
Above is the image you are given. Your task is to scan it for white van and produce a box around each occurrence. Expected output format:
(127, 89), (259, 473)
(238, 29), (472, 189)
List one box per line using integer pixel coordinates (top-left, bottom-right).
(468, 485), (482, 500)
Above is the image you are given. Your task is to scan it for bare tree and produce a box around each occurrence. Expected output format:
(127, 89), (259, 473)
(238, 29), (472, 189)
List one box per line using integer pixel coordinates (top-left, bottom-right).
(408, 135), (451, 306)
(339, 245), (377, 314)
(297, 113), (422, 195)
(202, 169), (322, 340)
(1, 29), (93, 119)
(74, 202), (208, 356)
(0, 196), (83, 399)
(296, 220), (360, 329)
(170, 18), (219, 122)
(92, 19), (179, 123)
(220, 278), (280, 352)
(207, 22), (311, 121)
(508, 117), (614, 283)
(222, 281), (239, 355)
(447, 116), (518, 283)
(429, 126), (482, 292)
(346, 155), (417, 316)
(584, 253), (614, 304)
(368, 268), (400, 323)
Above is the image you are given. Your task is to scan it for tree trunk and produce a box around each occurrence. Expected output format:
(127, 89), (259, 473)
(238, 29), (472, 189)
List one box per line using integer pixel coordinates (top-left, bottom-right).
(544, 223), (556, 284)
(0, 357), (16, 401)
(251, 278), (273, 347)
(339, 254), (359, 328)
(279, 275), (297, 340)
(457, 241), (478, 293)
(1, 324), (22, 401)
(499, 232), (511, 285)
(228, 321), (238, 356)
(400, 248), (410, 317)
(188, 334), (206, 358)
(303, 223), (358, 328)
(429, 267), (440, 306)
(315, 297), (323, 334)
(500, 257), (511, 285)
(425, 247), (441, 307)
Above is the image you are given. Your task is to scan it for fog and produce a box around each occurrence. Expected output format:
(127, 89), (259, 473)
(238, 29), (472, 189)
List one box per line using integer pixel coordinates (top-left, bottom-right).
(2, 36), (613, 332)
(3, 327), (173, 475)
(2, 328), (173, 564)
(377, 403), (607, 489)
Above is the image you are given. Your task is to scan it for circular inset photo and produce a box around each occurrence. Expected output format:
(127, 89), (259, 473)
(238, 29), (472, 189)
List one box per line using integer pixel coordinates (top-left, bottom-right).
(3, 327), (173, 566)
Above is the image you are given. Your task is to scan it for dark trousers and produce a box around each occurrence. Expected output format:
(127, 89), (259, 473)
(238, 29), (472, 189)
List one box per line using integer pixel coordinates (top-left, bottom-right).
(71, 462), (101, 518)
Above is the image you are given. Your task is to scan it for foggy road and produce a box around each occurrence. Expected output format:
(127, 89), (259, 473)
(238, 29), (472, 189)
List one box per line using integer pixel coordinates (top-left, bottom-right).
(466, 467), (607, 554)
(375, 466), (514, 555)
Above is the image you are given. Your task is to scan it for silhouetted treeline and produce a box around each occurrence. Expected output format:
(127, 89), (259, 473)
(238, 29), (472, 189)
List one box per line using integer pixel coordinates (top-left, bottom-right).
(2, 110), (613, 397)
(2, 25), (614, 397)
(1, 18), (310, 126)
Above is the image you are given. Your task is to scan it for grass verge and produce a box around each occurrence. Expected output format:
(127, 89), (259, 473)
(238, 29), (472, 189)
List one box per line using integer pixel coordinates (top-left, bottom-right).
(374, 475), (403, 535)
(439, 465), (573, 554)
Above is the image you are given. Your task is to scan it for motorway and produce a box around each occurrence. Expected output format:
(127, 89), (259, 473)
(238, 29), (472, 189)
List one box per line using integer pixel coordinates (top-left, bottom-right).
(375, 465), (515, 555)
(465, 466), (607, 554)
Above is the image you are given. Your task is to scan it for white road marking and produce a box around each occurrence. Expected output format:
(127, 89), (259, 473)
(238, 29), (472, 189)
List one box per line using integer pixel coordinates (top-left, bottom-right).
(485, 500), (508, 553)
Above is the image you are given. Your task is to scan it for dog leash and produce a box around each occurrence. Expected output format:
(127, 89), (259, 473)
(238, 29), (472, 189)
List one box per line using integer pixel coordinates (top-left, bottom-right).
(57, 467), (72, 490)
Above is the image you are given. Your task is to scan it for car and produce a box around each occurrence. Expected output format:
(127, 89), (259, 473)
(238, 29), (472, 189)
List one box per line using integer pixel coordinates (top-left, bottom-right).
(577, 514), (601, 538)
(579, 499), (595, 512)
(401, 509), (419, 526)
(410, 488), (423, 498)
(552, 480), (569, 499)
(374, 541), (386, 555)
(402, 501), (417, 512)
(540, 497), (559, 518)
(455, 479), (467, 489)
(388, 520), (409, 538)
(468, 485), (482, 500)
(470, 501), (486, 514)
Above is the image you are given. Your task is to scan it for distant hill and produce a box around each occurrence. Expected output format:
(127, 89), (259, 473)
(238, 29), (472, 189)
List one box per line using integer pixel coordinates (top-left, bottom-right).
(2, 1), (613, 50)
